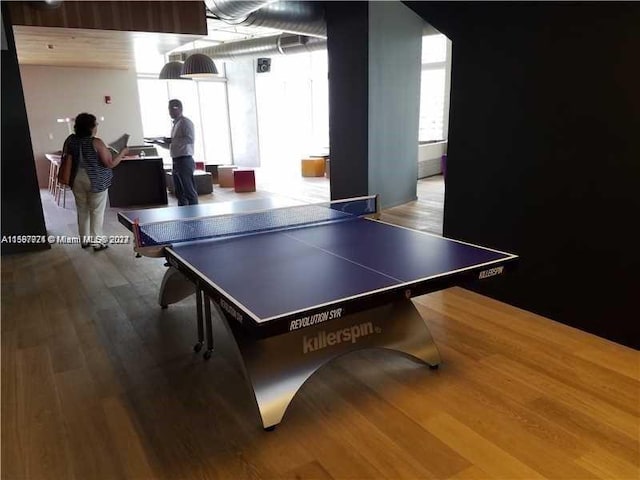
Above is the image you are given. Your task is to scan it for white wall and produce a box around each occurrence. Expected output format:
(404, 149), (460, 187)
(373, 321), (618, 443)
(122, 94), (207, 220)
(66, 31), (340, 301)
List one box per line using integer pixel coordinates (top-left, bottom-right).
(19, 65), (144, 187)
(418, 140), (446, 178)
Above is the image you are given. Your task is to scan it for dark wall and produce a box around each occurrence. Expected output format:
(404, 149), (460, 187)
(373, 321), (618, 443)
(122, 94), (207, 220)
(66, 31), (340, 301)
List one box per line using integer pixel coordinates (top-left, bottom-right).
(1, 4), (49, 254)
(325, 1), (370, 201)
(406, 2), (640, 348)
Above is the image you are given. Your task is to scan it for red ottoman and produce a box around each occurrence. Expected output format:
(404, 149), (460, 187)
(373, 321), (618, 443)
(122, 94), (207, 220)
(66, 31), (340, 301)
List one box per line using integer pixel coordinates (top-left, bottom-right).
(233, 169), (256, 193)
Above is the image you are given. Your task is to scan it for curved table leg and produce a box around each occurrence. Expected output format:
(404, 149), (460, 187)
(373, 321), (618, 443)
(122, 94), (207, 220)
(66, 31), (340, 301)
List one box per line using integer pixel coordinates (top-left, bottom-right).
(209, 299), (440, 429)
(158, 266), (195, 307)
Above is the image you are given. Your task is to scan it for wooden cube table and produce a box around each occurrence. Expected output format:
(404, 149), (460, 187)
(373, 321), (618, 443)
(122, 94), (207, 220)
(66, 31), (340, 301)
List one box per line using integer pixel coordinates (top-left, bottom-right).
(218, 165), (238, 188)
(233, 169), (256, 193)
(166, 171), (212, 195)
(205, 163), (227, 184)
(301, 158), (326, 177)
(194, 171), (213, 194)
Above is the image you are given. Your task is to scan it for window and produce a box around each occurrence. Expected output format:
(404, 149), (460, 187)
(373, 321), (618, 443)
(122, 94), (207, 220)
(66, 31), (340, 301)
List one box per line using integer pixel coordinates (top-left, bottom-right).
(309, 50), (329, 153)
(167, 80), (205, 162)
(255, 51), (329, 171)
(198, 82), (233, 167)
(421, 34), (447, 64)
(137, 79), (172, 142)
(136, 76), (232, 165)
(419, 69), (446, 142)
(419, 34), (451, 142)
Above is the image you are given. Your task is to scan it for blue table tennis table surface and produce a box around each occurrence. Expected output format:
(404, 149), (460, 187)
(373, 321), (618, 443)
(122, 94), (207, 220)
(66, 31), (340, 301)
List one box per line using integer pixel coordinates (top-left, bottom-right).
(120, 198), (517, 335)
(119, 197), (518, 429)
(118, 196), (303, 229)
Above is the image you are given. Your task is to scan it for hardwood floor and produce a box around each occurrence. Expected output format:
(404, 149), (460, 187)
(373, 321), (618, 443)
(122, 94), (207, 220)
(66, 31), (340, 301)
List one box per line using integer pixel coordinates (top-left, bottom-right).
(381, 175), (445, 235)
(2, 173), (638, 480)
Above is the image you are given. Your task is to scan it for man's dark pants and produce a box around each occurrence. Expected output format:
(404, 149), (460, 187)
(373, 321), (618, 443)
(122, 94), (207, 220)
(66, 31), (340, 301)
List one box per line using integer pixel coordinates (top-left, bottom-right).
(172, 155), (199, 206)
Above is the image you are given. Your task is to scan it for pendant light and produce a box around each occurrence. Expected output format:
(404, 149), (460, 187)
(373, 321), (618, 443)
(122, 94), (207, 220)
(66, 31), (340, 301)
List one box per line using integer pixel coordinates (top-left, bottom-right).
(180, 53), (218, 79)
(158, 61), (186, 80)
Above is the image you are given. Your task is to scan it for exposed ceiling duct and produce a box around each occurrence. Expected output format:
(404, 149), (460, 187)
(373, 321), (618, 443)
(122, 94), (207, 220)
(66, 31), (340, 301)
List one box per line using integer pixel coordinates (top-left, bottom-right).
(205, 0), (326, 38)
(204, 0), (274, 21)
(162, 0), (327, 74)
(169, 34), (326, 63)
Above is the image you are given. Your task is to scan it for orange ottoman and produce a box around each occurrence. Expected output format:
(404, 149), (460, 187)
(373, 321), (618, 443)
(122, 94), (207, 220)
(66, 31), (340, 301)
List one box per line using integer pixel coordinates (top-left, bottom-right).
(218, 165), (238, 188)
(301, 158), (325, 177)
(234, 169), (256, 193)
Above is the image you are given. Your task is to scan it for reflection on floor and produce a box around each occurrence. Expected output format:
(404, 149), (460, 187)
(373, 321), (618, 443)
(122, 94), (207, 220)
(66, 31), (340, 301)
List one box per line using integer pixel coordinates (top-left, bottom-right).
(10, 173), (636, 480)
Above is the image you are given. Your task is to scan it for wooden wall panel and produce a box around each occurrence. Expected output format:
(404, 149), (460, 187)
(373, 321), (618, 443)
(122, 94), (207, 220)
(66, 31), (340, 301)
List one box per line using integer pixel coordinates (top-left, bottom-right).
(14, 26), (200, 69)
(7, 1), (207, 35)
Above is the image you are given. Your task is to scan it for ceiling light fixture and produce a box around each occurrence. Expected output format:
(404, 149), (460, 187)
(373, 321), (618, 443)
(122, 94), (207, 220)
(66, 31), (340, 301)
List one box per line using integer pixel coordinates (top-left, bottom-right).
(159, 61), (187, 80)
(180, 53), (218, 79)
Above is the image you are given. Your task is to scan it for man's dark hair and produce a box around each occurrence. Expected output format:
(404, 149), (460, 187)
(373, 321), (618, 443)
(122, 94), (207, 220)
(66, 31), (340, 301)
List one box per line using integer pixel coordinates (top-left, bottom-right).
(74, 113), (97, 138)
(169, 99), (183, 109)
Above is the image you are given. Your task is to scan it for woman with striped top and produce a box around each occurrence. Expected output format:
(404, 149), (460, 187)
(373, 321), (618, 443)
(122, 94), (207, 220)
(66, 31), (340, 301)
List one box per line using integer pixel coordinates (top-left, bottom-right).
(63, 113), (129, 250)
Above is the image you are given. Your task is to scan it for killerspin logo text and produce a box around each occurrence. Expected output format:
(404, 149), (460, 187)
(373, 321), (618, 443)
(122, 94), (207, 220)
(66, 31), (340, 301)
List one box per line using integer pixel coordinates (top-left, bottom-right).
(302, 322), (378, 354)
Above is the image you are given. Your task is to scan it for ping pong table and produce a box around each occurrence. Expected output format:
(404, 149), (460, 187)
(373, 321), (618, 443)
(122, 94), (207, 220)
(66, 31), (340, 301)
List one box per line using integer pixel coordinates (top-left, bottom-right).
(119, 195), (518, 430)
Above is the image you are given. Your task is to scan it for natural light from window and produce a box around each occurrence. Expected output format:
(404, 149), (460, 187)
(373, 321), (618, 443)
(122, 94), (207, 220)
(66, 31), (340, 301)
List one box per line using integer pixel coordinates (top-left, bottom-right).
(419, 34), (451, 143)
(135, 34), (447, 172)
(255, 50), (329, 172)
(136, 75), (232, 165)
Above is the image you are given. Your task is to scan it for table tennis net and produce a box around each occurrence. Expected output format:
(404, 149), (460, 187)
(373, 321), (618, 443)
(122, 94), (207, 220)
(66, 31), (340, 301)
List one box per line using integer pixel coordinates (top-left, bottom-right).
(134, 196), (378, 247)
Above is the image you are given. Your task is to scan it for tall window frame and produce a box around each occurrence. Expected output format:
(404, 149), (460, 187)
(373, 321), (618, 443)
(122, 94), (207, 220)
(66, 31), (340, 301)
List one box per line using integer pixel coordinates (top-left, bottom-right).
(254, 50), (329, 172)
(419, 34), (452, 143)
(136, 67), (233, 166)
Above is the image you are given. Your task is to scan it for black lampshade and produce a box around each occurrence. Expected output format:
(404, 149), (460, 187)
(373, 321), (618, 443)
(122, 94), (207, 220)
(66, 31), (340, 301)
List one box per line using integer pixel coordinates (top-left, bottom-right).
(159, 61), (186, 80)
(181, 53), (218, 78)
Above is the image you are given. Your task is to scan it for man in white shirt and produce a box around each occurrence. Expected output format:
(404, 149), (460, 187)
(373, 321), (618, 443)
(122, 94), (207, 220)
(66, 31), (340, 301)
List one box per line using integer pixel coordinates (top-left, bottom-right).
(154, 99), (199, 205)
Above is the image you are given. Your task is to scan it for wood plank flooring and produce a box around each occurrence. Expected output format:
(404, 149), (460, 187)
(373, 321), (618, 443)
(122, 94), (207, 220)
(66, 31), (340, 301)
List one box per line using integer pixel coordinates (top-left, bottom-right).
(2, 172), (638, 479)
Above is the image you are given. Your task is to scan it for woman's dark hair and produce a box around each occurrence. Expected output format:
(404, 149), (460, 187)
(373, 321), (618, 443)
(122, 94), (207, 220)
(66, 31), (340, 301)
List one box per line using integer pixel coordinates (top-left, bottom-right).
(73, 113), (97, 137)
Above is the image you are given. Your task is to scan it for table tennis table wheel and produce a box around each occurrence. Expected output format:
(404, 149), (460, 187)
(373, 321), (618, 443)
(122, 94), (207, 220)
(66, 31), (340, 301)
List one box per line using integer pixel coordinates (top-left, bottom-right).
(193, 342), (203, 353)
(264, 426), (276, 432)
(203, 350), (213, 360)
(428, 364), (439, 370)
(135, 253), (142, 258)
(160, 304), (168, 309)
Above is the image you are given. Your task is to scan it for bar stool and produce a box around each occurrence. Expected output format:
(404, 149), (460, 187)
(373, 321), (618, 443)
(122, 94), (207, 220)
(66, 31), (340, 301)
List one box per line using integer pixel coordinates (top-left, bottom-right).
(46, 153), (68, 208)
(54, 181), (68, 208)
(48, 161), (56, 194)
(46, 154), (60, 195)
